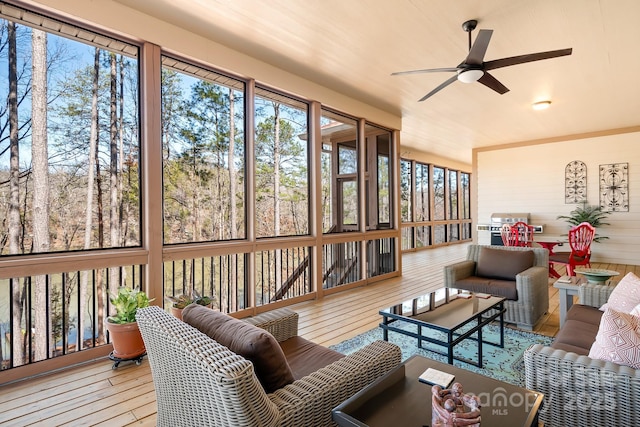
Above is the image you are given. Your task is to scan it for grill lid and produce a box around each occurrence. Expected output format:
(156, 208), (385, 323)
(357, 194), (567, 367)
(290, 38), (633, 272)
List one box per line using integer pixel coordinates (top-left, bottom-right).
(490, 213), (531, 224)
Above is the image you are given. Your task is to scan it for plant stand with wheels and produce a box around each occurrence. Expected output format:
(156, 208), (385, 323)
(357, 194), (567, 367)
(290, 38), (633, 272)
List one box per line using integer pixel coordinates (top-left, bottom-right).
(108, 351), (146, 369)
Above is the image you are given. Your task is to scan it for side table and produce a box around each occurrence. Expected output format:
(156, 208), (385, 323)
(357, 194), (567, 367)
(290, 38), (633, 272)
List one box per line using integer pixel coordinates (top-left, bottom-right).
(553, 276), (582, 328)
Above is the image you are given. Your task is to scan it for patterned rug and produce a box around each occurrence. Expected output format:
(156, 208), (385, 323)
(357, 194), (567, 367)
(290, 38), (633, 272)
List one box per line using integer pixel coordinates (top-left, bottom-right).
(329, 322), (553, 387)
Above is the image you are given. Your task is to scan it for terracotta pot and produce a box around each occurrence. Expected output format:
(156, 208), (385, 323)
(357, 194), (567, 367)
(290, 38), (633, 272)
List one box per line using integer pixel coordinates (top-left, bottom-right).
(170, 306), (184, 321)
(170, 303), (213, 321)
(104, 319), (146, 359)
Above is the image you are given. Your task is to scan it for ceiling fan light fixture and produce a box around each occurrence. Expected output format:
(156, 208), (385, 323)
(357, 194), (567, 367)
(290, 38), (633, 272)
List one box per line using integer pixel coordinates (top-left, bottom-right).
(532, 100), (552, 110)
(457, 69), (484, 83)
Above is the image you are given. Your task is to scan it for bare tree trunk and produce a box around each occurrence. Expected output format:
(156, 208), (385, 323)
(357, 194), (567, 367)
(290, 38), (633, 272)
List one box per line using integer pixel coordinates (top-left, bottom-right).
(109, 53), (120, 289)
(96, 152), (105, 246)
(118, 56), (125, 243)
(80, 48), (100, 346)
(228, 90), (237, 310)
(31, 28), (49, 361)
(273, 103), (282, 289)
(8, 21), (24, 367)
(96, 141), (106, 327)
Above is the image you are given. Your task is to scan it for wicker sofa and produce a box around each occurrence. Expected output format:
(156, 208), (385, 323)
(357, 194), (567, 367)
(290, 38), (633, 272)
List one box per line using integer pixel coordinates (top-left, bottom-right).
(444, 244), (549, 329)
(524, 283), (640, 427)
(136, 305), (401, 427)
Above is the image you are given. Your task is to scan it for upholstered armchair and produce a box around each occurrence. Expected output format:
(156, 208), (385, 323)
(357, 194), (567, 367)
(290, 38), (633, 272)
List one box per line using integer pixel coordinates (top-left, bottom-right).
(136, 306), (401, 427)
(444, 244), (549, 329)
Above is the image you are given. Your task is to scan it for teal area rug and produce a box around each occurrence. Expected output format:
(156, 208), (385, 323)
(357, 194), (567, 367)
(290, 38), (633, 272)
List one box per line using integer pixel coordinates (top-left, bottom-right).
(329, 323), (553, 388)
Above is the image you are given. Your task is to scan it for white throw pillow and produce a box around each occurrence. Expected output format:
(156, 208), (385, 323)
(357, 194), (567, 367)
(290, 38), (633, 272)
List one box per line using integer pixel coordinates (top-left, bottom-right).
(631, 303), (640, 317)
(589, 308), (640, 369)
(600, 272), (640, 313)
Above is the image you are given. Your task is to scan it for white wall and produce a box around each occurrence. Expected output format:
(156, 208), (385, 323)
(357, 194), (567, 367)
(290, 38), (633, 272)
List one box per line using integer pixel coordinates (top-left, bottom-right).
(475, 130), (640, 265)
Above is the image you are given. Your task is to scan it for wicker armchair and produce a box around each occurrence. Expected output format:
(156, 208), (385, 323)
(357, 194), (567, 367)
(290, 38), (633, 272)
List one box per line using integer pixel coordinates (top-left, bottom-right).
(524, 283), (640, 427)
(136, 306), (401, 427)
(444, 244), (549, 329)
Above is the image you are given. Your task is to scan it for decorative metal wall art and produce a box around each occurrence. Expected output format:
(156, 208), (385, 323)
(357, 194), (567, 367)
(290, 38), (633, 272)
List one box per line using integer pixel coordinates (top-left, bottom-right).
(565, 160), (587, 203)
(599, 163), (629, 212)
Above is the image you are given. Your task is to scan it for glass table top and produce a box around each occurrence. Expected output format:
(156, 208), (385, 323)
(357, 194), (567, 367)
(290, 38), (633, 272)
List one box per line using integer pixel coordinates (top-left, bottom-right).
(380, 288), (504, 329)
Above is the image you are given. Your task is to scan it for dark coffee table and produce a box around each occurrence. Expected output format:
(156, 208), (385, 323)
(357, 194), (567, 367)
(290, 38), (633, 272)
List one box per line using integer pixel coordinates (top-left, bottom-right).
(332, 355), (543, 427)
(379, 288), (505, 367)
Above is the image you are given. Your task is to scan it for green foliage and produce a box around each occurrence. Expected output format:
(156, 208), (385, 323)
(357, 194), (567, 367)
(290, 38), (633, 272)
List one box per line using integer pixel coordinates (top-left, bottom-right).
(108, 287), (152, 324)
(165, 288), (214, 309)
(557, 204), (610, 242)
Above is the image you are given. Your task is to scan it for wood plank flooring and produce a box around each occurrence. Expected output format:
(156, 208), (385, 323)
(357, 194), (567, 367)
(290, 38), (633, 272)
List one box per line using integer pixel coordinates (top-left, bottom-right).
(1, 243), (636, 426)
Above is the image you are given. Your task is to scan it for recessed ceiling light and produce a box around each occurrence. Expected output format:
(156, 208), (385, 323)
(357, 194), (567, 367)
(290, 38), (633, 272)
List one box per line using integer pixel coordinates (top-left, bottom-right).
(532, 101), (552, 110)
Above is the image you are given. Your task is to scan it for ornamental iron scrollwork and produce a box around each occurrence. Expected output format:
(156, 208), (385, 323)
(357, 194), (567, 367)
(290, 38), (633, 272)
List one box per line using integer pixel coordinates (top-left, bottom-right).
(565, 160), (587, 204)
(599, 162), (628, 212)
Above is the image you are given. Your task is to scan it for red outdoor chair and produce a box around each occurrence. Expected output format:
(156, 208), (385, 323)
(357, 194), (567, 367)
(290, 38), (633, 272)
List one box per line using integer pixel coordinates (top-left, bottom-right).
(501, 222), (534, 247)
(500, 224), (520, 246)
(512, 221), (535, 247)
(549, 222), (595, 276)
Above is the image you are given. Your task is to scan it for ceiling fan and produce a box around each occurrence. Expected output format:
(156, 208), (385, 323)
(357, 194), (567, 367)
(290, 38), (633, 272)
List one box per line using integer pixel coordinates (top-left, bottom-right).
(392, 19), (572, 102)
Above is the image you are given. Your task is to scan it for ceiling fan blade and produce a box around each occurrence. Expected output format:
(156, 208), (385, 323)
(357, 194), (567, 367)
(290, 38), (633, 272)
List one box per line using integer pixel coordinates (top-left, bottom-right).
(484, 48), (573, 70)
(477, 72), (509, 94)
(465, 29), (493, 65)
(391, 67), (459, 76)
(418, 74), (458, 102)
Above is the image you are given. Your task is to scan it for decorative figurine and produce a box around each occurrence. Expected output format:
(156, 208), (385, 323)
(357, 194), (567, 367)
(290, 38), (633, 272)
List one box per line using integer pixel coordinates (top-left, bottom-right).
(432, 383), (481, 427)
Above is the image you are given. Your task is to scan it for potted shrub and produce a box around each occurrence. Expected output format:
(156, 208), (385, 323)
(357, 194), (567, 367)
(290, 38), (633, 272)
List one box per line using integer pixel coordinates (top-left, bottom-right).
(165, 288), (215, 320)
(104, 287), (152, 362)
(557, 204), (610, 242)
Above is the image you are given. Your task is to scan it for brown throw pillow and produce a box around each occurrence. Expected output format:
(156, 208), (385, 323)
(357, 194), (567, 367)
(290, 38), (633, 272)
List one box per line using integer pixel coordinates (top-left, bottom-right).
(476, 247), (535, 281)
(182, 304), (295, 393)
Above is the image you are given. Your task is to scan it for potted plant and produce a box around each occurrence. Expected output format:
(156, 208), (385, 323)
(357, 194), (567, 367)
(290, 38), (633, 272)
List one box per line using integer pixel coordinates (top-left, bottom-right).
(104, 287), (152, 362)
(557, 204), (610, 242)
(165, 288), (215, 320)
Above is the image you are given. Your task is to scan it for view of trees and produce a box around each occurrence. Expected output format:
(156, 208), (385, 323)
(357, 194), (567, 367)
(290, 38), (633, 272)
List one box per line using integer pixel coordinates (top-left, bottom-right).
(161, 64), (246, 243)
(0, 18), (140, 366)
(400, 159), (412, 222)
(255, 89), (309, 238)
(400, 160), (471, 249)
(0, 5), (410, 372)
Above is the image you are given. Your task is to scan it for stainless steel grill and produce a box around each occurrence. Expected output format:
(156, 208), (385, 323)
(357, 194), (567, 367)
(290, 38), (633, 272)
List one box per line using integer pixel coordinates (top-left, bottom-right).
(490, 213), (530, 231)
(487, 213), (543, 245)
(476, 214), (544, 245)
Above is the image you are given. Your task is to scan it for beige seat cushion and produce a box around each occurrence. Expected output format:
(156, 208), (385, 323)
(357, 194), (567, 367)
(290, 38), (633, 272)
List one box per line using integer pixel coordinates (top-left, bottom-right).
(183, 304), (295, 393)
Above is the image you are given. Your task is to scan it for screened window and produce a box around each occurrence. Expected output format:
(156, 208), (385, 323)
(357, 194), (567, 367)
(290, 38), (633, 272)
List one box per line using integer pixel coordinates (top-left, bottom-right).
(448, 170), (458, 220)
(365, 123), (392, 229)
(0, 7), (140, 254)
(321, 110), (359, 233)
(415, 163), (429, 221)
(433, 166), (445, 221)
(161, 57), (246, 244)
(254, 87), (309, 238)
(461, 172), (471, 219)
(400, 159), (412, 222)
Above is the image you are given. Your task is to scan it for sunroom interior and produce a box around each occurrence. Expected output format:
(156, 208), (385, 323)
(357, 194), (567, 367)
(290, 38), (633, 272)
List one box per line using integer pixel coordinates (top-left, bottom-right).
(1, 0), (640, 424)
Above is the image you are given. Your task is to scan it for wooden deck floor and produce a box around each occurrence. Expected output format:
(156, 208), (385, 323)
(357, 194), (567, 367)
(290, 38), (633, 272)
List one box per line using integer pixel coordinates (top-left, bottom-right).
(1, 244), (637, 426)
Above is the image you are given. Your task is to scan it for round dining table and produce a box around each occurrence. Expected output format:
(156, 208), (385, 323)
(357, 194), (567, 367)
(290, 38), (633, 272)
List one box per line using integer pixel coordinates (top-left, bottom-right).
(533, 235), (567, 278)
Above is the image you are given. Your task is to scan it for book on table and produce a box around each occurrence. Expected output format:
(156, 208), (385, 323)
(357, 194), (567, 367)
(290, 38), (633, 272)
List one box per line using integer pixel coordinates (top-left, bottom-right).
(418, 367), (455, 388)
(474, 292), (491, 299)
